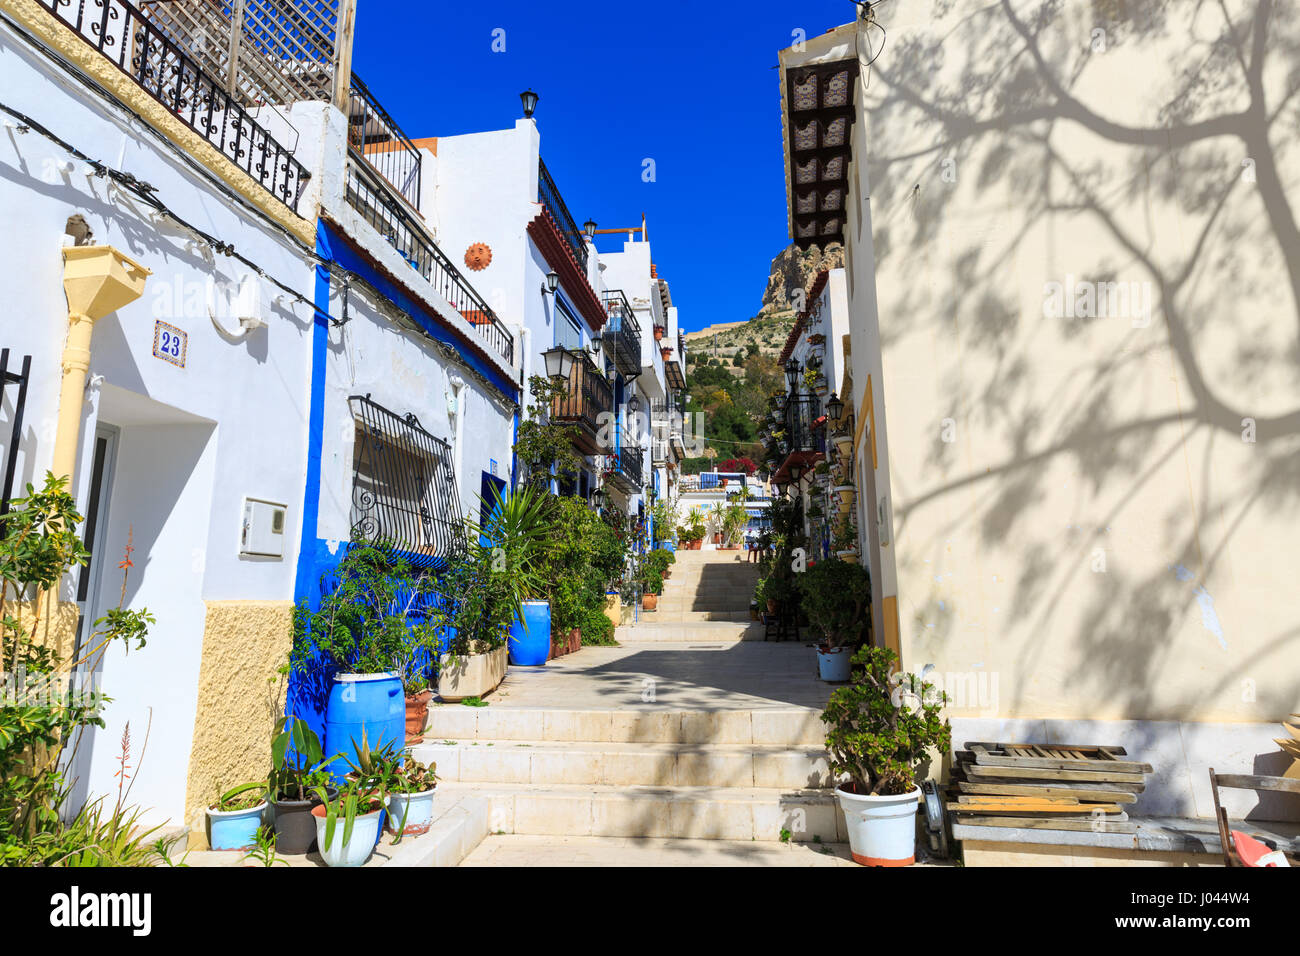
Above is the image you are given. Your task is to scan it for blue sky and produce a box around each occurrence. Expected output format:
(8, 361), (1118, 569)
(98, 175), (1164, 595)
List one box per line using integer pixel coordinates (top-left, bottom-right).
(352, 0), (857, 334)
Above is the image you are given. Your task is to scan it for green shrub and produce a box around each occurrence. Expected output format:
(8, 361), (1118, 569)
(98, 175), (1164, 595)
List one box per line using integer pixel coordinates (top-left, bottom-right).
(821, 645), (951, 795)
(796, 558), (872, 650)
(580, 608), (616, 646)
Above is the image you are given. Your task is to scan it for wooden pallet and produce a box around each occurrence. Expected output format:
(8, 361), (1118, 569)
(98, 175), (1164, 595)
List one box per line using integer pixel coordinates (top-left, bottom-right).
(950, 741), (1152, 836)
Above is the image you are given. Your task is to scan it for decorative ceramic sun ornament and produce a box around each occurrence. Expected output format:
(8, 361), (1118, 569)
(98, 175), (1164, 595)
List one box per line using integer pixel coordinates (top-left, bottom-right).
(464, 242), (492, 271)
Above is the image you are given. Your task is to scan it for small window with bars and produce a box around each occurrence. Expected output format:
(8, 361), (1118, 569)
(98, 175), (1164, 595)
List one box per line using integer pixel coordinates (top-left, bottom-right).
(349, 395), (465, 565)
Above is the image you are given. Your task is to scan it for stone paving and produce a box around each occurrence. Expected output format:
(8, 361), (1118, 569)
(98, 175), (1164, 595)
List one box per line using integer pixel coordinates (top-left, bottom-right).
(453, 641), (830, 713)
(460, 834), (858, 867)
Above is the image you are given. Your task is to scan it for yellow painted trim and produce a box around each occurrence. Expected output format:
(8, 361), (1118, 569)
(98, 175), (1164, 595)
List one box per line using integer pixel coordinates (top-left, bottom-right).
(1, 0), (315, 246)
(882, 594), (901, 663)
(853, 373), (878, 470)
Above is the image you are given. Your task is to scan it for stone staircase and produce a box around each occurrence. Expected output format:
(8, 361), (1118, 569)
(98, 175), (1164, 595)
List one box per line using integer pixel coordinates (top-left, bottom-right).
(411, 706), (843, 843)
(634, 548), (765, 627)
(411, 548), (848, 856)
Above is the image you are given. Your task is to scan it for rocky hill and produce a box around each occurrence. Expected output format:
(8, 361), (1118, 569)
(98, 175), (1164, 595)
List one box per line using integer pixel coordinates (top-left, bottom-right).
(684, 242), (844, 370)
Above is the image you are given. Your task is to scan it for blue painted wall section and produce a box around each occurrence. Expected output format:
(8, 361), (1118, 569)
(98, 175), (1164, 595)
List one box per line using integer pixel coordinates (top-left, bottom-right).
(286, 221), (521, 742)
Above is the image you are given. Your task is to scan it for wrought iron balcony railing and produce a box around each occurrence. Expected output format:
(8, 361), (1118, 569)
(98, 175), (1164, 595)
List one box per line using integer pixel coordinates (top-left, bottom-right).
(37, 0), (311, 212)
(538, 157), (587, 271)
(781, 393), (825, 456)
(345, 157), (514, 366)
(348, 394), (465, 564)
(601, 290), (641, 378)
(612, 429), (643, 489)
(550, 350), (612, 455)
(347, 74), (421, 208)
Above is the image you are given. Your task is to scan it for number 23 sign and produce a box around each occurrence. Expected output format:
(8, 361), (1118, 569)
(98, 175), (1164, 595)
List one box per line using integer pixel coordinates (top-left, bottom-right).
(152, 320), (188, 368)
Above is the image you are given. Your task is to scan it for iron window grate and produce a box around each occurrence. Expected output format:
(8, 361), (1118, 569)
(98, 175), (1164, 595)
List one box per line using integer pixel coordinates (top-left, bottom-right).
(349, 394), (464, 564)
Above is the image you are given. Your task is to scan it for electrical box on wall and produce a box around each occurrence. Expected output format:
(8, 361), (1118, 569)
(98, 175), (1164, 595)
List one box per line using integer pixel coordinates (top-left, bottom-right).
(241, 497), (286, 558)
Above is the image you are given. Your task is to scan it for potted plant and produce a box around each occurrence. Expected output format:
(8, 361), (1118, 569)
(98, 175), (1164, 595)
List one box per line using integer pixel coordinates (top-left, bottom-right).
(267, 715), (340, 855)
(661, 345), (673, 362)
(311, 781), (386, 867)
(386, 758), (439, 837)
(638, 559), (663, 611)
(654, 324), (665, 341)
(797, 557), (871, 682)
(206, 783), (268, 851)
(434, 485), (550, 696)
(822, 645), (951, 866)
(290, 541), (435, 778)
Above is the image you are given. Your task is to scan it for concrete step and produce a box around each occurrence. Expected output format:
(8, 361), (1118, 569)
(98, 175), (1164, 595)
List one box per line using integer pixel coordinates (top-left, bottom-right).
(439, 781), (844, 842)
(424, 706), (825, 746)
(643, 610), (753, 622)
(613, 621), (762, 642)
(411, 739), (837, 789)
(460, 834), (857, 867)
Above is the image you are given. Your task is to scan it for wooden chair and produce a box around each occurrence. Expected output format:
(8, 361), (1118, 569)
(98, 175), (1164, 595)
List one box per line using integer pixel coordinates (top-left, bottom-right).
(1207, 768), (1300, 866)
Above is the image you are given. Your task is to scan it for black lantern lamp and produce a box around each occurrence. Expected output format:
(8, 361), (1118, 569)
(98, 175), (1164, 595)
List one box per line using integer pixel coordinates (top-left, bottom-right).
(542, 270), (560, 295)
(520, 89), (539, 118)
(785, 357), (801, 391)
(541, 345), (576, 382)
(826, 391), (845, 422)
(627, 394), (642, 415)
(583, 219), (598, 240)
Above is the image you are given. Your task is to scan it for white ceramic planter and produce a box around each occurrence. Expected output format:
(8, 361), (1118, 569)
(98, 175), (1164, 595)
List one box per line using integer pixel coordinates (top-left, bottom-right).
(836, 785), (921, 866)
(437, 646), (507, 701)
(386, 788), (436, 835)
(834, 485), (856, 509)
(313, 806), (383, 867)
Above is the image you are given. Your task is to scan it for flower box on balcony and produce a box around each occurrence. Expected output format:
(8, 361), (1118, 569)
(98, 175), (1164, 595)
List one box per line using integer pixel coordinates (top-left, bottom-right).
(654, 325), (666, 341)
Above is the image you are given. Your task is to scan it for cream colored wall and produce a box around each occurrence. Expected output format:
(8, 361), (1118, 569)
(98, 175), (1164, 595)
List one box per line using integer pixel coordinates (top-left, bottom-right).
(856, 0), (1300, 722)
(183, 601), (292, 842)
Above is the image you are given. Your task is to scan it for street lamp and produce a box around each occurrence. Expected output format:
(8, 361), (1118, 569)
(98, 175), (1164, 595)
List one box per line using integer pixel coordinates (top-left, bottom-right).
(583, 219), (598, 240)
(520, 89), (539, 118)
(540, 345), (576, 382)
(826, 391), (844, 422)
(627, 394), (642, 415)
(542, 270), (560, 295)
(785, 358), (801, 391)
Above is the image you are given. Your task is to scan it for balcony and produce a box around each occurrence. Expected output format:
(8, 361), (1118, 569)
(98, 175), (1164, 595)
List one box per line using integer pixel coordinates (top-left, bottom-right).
(601, 290), (641, 378)
(348, 74), (422, 208)
(538, 158), (587, 271)
(550, 351), (613, 455)
(607, 429), (644, 494)
(773, 393), (825, 484)
(345, 157), (514, 365)
(36, 0), (311, 212)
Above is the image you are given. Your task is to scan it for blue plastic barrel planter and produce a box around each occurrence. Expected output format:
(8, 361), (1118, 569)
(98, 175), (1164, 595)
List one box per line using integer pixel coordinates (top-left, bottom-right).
(324, 673), (404, 781)
(508, 600), (551, 667)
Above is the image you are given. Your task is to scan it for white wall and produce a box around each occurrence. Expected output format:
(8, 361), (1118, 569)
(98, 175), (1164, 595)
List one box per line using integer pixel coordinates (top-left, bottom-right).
(0, 22), (322, 822)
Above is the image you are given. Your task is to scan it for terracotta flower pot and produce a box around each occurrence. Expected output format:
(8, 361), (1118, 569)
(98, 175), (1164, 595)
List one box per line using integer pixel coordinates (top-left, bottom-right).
(404, 689), (433, 743)
(641, 593), (659, 611)
(654, 326), (665, 341)
(691, 539), (702, 550)
(661, 347), (672, 361)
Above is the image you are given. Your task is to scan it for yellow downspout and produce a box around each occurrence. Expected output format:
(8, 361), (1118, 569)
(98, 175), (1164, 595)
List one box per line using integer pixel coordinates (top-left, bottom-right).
(55, 245), (151, 483)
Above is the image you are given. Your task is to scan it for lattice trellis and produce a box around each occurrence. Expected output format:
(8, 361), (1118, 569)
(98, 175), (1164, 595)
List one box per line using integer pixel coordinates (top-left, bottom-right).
(137, 0), (344, 107)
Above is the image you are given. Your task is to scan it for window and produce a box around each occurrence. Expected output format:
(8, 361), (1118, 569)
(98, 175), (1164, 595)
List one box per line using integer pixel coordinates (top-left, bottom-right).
(554, 299), (582, 350)
(349, 395), (464, 563)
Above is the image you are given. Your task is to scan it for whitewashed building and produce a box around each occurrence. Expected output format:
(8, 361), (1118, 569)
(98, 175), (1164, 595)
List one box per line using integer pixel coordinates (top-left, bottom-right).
(0, 0), (518, 835)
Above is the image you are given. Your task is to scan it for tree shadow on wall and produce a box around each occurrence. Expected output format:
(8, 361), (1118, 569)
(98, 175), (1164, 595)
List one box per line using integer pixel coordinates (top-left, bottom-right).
(868, 0), (1300, 718)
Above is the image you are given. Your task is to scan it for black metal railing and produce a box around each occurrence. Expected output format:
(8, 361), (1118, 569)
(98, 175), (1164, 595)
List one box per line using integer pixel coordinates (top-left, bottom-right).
(601, 289), (641, 378)
(612, 433), (643, 489)
(538, 157), (587, 271)
(782, 393), (825, 455)
(37, 0), (311, 212)
(348, 74), (421, 208)
(0, 349), (32, 519)
(348, 394), (464, 563)
(551, 351), (612, 440)
(345, 158), (514, 366)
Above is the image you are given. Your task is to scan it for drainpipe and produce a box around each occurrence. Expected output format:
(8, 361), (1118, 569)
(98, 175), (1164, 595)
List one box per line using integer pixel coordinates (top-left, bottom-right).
(56, 245), (151, 483)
